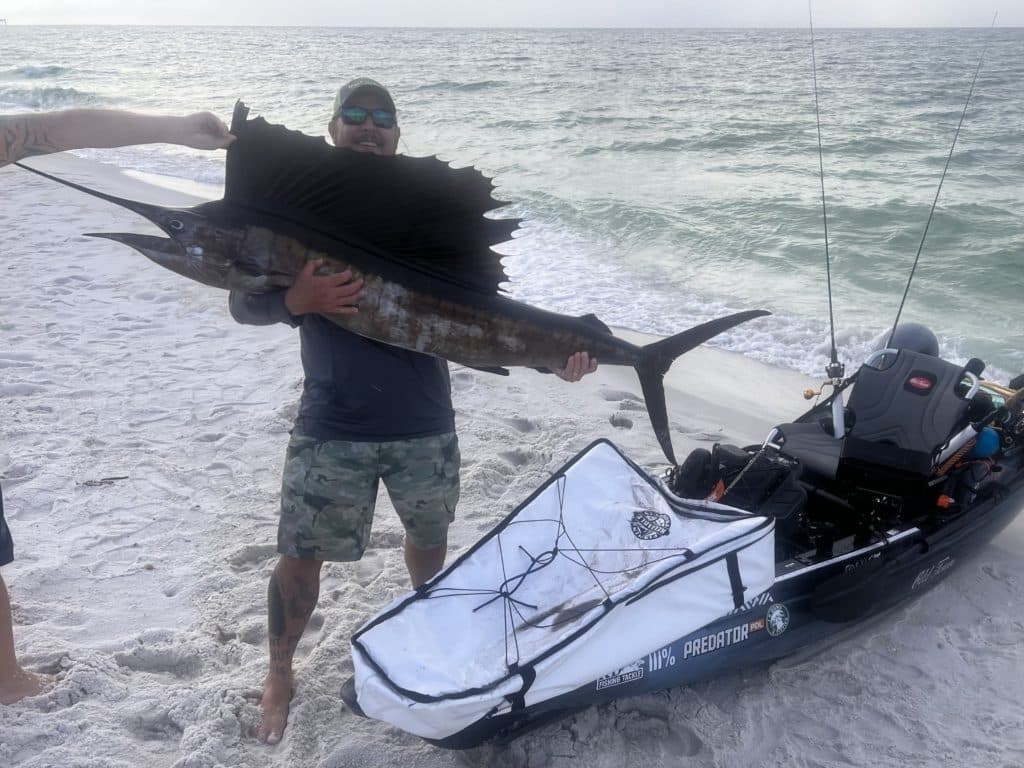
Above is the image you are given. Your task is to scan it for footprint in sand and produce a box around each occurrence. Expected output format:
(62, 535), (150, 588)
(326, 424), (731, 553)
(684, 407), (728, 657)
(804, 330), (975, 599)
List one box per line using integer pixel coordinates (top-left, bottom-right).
(367, 530), (404, 550)
(601, 389), (642, 403)
(463, 454), (527, 500)
(500, 416), (538, 433)
(352, 553), (386, 587)
(615, 709), (704, 757)
(452, 370), (476, 393)
(681, 428), (724, 443)
(114, 643), (203, 678)
(610, 413), (634, 429)
(1, 462), (37, 481)
(499, 448), (532, 467)
(126, 706), (186, 741)
(237, 620), (266, 646)
(50, 274), (92, 286)
(617, 399), (648, 412)
(227, 543), (278, 573)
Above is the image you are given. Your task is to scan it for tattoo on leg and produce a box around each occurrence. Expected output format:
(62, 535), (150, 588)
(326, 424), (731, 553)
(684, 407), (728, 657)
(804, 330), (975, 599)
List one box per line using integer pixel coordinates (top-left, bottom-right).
(287, 578), (319, 621)
(268, 636), (290, 676)
(268, 573), (286, 638)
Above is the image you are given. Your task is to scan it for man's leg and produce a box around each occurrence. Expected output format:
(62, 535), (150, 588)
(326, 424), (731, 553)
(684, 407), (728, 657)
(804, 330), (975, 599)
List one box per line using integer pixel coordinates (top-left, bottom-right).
(0, 574), (48, 704)
(385, 433), (460, 589)
(404, 537), (447, 588)
(257, 555), (323, 745)
(257, 433), (377, 744)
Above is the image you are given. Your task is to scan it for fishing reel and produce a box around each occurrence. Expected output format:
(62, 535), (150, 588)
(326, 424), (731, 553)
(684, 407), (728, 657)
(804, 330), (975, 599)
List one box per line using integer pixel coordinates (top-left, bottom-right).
(803, 360), (848, 401)
(803, 381), (839, 401)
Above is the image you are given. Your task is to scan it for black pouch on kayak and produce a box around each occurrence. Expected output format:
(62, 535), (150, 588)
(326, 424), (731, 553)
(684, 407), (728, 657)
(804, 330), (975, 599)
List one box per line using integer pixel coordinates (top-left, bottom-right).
(670, 443), (805, 520)
(670, 447), (715, 498)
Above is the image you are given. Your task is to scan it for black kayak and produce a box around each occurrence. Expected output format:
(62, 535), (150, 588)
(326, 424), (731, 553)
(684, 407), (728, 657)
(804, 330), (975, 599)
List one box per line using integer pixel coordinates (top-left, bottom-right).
(342, 346), (1024, 748)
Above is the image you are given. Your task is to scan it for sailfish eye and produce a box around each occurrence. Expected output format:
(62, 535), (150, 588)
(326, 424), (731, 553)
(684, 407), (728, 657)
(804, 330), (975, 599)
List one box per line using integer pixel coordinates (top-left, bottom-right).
(168, 219), (185, 231)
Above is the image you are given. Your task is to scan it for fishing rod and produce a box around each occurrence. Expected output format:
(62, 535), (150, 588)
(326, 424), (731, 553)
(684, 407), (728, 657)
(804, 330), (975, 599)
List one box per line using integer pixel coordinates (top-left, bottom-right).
(808, 2), (840, 381)
(807, 10), (998, 441)
(887, 14), (998, 347)
(807, 2), (847, 438)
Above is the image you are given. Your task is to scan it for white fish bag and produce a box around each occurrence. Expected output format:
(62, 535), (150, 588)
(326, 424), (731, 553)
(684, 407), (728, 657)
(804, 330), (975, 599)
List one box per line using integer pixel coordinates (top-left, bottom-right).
(350, 439), (775, 740)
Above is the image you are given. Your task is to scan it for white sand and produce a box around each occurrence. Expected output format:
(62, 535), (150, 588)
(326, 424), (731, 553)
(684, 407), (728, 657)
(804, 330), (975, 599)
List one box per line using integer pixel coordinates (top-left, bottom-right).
(1, 155), (1021, 768)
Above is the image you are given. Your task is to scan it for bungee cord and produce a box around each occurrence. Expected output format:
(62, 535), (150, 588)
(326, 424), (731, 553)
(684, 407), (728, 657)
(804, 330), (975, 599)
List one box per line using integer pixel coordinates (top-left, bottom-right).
(409, 473), (731, 671)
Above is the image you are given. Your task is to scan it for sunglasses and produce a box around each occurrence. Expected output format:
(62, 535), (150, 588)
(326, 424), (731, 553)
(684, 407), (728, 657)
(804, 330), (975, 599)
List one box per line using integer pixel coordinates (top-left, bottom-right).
(337, 105), (397, 129)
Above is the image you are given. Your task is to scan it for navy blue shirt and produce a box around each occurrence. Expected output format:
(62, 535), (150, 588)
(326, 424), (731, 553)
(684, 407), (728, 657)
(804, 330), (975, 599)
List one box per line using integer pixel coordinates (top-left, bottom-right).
(229, 290), (455, 441)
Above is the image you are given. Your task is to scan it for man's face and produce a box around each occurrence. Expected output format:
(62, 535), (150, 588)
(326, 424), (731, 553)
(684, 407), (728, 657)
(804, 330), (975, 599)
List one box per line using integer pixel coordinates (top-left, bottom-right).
(328, 91), (400, 156)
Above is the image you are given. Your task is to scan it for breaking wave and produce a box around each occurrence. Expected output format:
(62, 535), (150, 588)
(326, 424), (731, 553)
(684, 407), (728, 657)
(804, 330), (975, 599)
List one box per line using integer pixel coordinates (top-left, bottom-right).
(0, 86), (102, 110)
(1, 64), (69, 79)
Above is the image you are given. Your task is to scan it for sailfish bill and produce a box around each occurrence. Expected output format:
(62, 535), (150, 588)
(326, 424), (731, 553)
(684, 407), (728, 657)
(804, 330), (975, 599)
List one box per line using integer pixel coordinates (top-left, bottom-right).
(16, 102), (770, 464)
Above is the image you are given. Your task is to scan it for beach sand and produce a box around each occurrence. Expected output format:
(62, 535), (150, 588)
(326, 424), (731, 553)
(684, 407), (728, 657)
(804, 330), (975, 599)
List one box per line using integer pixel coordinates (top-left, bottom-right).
(1, 155), (1021, 768)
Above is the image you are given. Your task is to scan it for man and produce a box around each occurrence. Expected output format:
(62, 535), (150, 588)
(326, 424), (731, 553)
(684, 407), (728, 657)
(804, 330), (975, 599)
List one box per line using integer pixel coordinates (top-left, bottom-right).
(1, 109), (233, 166)
(228, 78), (596, 745)
(0, 107), (233, 704)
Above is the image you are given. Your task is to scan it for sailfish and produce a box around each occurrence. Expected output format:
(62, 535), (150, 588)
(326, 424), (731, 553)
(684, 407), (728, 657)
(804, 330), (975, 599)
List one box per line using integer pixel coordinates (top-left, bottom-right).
(17, 102), (769, 465)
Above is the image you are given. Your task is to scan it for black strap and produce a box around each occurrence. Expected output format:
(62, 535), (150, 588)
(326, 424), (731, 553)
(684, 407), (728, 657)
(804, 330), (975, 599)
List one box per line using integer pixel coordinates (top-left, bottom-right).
(726, 552), (745, 609)
(506, 665), (537, 711)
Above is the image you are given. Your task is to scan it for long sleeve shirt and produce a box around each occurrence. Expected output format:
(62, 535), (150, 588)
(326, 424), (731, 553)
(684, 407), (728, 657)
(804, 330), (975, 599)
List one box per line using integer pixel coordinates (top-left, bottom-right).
(229, 290), (455, 441)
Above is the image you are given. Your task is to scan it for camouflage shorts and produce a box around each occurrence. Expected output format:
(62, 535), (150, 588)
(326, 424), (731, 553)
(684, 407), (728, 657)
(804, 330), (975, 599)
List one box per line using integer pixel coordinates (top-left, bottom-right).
(277, 432), (460, 562)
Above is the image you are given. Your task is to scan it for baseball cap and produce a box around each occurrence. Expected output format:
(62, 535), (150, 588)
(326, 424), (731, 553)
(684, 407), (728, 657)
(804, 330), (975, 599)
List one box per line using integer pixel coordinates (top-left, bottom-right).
(332, 78), (396, 119)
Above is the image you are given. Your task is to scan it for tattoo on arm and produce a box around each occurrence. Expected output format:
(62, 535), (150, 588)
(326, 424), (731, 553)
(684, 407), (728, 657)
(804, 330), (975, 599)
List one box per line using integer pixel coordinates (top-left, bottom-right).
(0, 117), (60, 166)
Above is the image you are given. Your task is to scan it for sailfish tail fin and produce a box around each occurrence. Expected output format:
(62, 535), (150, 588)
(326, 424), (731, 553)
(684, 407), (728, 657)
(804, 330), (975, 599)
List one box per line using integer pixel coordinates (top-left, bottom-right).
(636, 309), (770, 465)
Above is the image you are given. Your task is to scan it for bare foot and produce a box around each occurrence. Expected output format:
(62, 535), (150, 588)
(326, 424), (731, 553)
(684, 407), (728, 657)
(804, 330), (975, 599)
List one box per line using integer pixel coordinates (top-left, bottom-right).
(254, 674), (293, 745)
(0, 667), (52, 705)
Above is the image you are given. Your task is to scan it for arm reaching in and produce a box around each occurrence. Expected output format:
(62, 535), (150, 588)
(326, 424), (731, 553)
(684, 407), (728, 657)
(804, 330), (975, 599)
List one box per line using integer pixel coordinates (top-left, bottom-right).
(228, 262), (363, 328)
(554, 351), (598, 382)
(284, 261), (364, 317)
(0, 109), (235, 167)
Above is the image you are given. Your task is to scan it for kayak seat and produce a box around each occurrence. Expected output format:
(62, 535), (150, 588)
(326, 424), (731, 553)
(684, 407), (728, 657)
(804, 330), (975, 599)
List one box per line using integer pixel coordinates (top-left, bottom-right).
(773, 349), (974, 484)
(844, 349), (971, 455)
(771, 419), (843, 479)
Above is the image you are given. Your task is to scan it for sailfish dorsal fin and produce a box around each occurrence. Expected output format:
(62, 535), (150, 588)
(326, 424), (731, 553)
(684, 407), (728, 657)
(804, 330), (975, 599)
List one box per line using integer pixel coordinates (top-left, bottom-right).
(223, 101), (519, 295)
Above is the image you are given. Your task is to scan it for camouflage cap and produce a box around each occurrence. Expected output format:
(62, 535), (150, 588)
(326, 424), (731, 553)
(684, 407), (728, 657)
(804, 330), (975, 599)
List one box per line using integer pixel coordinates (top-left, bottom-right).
(332, 77), (396, 119)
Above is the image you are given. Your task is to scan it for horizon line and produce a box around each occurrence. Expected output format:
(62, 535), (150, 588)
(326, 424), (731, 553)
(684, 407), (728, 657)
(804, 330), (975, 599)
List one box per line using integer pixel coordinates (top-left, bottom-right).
(3, 23), (1022, 30)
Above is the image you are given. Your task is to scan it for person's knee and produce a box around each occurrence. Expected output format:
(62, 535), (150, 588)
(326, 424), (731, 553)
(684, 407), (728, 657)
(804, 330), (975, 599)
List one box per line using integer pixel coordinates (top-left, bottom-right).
(276, 555), (323, 585)
(406, 536), (447, 556)
(404, 537), (447, 588)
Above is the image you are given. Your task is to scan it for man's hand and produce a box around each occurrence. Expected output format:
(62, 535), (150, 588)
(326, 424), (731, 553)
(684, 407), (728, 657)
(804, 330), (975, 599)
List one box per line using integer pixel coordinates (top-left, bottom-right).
(176, 112), (235, 150)
(284, 260), (364, 316)
(554, 351), (597, 382)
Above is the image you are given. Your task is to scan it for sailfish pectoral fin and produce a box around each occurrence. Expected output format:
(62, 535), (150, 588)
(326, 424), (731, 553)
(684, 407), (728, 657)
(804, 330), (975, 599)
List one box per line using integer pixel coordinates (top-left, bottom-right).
(636, 309), (771, 465)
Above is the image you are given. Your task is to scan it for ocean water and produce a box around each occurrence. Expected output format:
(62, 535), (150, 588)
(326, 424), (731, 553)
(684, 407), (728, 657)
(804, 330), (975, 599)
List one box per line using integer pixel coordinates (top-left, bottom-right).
(2, 25), (1022, 382)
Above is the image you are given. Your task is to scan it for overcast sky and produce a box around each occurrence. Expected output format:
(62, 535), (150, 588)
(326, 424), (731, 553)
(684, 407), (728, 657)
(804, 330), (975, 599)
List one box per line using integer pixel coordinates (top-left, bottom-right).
(3, 1), (1018, 28)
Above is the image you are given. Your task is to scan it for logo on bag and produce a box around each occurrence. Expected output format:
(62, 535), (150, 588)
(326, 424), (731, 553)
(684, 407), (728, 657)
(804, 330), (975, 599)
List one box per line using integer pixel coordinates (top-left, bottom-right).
(630, 509), (671, 540)
(766, 603), (790, 637)
(596, 659), (644, 690)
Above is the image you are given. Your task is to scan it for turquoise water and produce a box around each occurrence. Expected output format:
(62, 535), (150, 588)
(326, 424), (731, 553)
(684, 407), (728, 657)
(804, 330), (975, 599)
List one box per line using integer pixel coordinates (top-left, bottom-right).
(2, 26), (1022, 379)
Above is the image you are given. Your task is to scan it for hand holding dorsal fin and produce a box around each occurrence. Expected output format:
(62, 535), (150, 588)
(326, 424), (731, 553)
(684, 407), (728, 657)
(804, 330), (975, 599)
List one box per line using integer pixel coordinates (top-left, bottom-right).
(224, 101), (519, 295)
